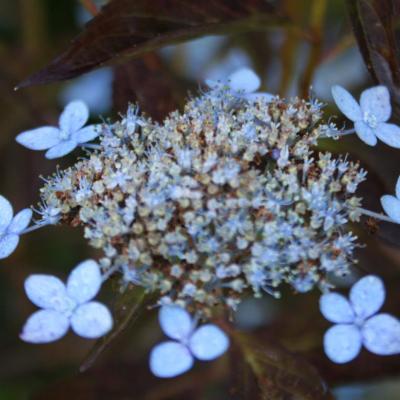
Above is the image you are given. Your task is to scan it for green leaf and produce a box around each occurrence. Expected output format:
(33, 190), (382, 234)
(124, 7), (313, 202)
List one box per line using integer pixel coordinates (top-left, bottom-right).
(233, 331), (333, 400)
(79, 284), (146, 372)
(346, 0), (400, 118)
(18, 0), (289, 87)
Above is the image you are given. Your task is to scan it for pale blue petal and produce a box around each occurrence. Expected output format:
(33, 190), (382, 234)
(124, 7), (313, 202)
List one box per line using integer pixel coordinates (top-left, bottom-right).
(381, 195), (400, 223)
(159, 305), (193, 340)
(362, 313), (400, 355)
(360, 86), (391, 123)
(375, 122), (400, 148)
(350, 275), (385, 320)
(71, 301), (113, 338)
(20, 309), (69, 343)
(24, 275), (73, 313)
(8, 208), (32, 234)
(244, 92), (275, 102)
(149, 341), (194, 378)
(189, 324), (229, 360)
(331, 85), (362, 121)
(354, 121), (377, 146)
(319, 293), (355, 324)
(229, 68), (260, 94)
(323, 324), (362, 363)
(59, 100), (89, 133)
(205, 79), (219, 89)
(45, 140), (77, 159)
(0, 233), (19, 259)
(66, 259), (102, 304)
(15, 127), (60, 150)
(395, 176), (400, 199)
(0, 195), (13, 232)
(74, 124), (100, 143)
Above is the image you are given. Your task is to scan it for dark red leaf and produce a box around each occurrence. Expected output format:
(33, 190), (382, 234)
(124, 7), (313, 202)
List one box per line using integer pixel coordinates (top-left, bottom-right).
(18, 0), (288, 88)
(347, 0), (400, 117)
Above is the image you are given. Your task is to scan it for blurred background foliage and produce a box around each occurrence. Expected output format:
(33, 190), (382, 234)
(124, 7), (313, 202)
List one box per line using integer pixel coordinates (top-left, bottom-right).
(0, 0), (399, 398)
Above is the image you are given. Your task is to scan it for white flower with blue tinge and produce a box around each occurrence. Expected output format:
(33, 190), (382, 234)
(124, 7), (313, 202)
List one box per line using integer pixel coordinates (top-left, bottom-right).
(206, 67), (274, 102)
(0, 195), (32, 259)
(16, 100), (100, 159)
(149, 305), (229, 378)
(331, 85), (400, 147)
(20, 259), (113, 343)
(381, 176), (400, 223)
(320, 275), (400, 363)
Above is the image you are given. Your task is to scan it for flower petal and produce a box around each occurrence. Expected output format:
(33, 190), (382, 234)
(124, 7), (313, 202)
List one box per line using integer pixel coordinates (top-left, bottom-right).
(20, 309), (69, 343)
(381, 195), (400, 223)
(45, 140), (77, 159)
(374, 122), (400, 148)
(396, 176), (400, 200)
(319, 293), (355, 324)
(189, 324), (229, 360)
(228, 68), (260, 94)
(159, 305), (193, 341)
(350, 275), (385, 320)
(8, 208), (32, 234)
(67, 259), (102, 304)
(149, 341), (194, 378)
(323, 324), (362, 363)
(331, 85), (362, 121)
(360, 86), (391, 123)
(59, 100), (89, 133)
(74, 125), (100, 143)
(0, 195), (13, 232)
(24, 274), (73, 313)
(0, 233), (19, 259)
(15, 127), (60, 150)
(362, 313), (400, 355)
(354, 121), (377, 146)
(71, 301), (113, 339)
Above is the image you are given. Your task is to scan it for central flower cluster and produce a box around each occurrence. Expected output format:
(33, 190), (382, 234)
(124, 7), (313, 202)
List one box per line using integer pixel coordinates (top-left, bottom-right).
(39, 87), (366, 315)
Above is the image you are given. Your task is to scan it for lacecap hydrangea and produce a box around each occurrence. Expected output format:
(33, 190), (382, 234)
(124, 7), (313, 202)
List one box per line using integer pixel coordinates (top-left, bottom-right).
(2, 68), (399, 378)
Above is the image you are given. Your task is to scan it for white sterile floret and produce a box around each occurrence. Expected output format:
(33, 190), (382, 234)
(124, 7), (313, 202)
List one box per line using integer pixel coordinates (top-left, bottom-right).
(16, 100), (100, 159)
(381, 176), (400, 223)
(0, 195), (32, 259)
(149, 305), (229, 378)
(319, 275), (400, 363)
(20, 259), (113, 343)
(331, 85), (400, 147)
(206, 67), (274, 102)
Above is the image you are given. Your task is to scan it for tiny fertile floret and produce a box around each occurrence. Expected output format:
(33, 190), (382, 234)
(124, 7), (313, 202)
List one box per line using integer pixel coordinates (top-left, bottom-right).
(39, 85), (365, 316)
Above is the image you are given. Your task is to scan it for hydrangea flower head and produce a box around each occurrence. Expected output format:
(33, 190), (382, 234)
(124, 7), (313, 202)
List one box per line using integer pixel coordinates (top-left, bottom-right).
(38, 79), (366, 316)
(0, 195), (32, 259)
(380, 175), (400, 223)
(149, 306), (229, 378)
(331, 85), (400, 147)
(320, 275), (400, 363)
(20, 259), (113, 343)
(16, 100), (100, 159)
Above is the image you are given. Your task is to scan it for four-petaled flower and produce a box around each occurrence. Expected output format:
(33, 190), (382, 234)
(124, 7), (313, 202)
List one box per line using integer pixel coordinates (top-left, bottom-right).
(0, 195), (32, 260)
(149, 306), (229, 378)
(381, 175), (400, 223)
(206, 67), (274, 102)
(331, 85), (400, 147)
(16, 100), (100, 159)
(20, 259), (113, 343)
(320, 275), (400, 363)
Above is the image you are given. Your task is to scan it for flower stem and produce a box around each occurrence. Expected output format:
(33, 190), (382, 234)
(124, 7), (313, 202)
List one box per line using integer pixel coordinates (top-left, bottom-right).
(20, 223), (48, 235)
(79, 143), (102, 150)
(357, 207), (396, 223)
